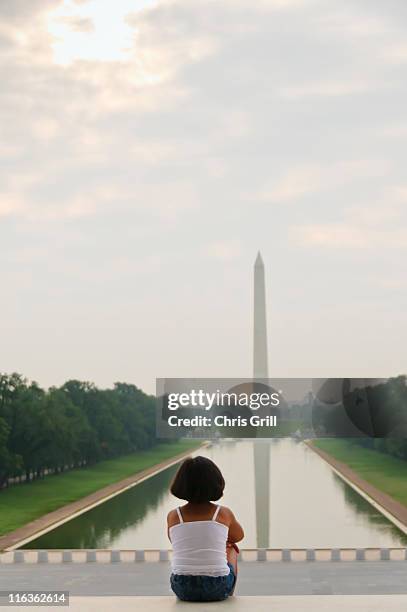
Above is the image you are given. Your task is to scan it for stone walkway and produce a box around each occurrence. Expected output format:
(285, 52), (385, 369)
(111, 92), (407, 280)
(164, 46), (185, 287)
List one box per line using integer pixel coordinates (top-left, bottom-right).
(1, 561), (406, 596)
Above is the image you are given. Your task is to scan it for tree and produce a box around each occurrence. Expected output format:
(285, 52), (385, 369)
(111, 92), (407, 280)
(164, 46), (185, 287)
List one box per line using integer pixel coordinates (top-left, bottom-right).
(0, 372), (160, 489)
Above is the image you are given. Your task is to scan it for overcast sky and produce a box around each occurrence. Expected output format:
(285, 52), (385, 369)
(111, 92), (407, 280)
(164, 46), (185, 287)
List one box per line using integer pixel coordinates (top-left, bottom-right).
(1, 0), (406, 394)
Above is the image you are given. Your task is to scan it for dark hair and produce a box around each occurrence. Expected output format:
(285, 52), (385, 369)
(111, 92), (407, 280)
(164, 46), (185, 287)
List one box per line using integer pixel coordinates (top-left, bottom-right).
(170, 456), (225, 503)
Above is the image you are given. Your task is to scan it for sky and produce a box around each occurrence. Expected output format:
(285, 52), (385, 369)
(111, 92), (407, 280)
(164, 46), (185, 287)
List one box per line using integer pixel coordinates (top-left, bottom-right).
(0, 0), (406, 394)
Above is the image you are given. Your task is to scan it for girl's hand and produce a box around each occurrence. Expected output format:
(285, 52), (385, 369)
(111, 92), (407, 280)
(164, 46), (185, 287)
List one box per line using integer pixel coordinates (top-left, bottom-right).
(227, 541), (240, 553)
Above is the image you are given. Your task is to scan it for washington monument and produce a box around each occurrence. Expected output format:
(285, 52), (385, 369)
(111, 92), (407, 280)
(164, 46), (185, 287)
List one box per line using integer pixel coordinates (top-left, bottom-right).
(253, 251), (268, 379)
(253, 251), (270, 548)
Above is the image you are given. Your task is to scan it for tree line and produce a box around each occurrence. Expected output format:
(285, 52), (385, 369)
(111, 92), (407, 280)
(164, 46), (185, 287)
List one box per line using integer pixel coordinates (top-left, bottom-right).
(0, 373), (157, 488)
(312, 376), (407, 460)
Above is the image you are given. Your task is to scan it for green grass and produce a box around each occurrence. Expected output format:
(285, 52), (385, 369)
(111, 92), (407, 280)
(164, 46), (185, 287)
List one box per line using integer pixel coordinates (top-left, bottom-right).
(0, 441), (201, 537)
(313, 439), (407, 508)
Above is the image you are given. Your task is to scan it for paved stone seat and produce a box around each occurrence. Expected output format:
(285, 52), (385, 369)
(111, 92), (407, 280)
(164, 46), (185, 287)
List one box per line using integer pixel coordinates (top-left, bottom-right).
(4, 595), (407, 612)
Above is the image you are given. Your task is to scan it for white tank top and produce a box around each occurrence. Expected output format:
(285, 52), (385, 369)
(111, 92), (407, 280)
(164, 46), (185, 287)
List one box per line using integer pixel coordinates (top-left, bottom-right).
(169, 505), (230, 577)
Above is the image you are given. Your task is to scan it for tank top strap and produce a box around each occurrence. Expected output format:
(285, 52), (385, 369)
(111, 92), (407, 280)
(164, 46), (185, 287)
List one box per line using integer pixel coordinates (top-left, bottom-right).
(212, 504), (221, 521)
(176, 507), (184, 523)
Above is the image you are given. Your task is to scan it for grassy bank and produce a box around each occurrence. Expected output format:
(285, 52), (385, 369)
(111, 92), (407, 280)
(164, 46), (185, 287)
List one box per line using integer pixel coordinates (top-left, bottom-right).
(0, 441), (200, 537)
(313, 439), (407, 508)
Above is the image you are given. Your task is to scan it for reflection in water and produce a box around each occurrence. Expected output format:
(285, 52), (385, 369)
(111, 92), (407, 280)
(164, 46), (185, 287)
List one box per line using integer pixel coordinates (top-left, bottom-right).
(24, 440), (407, 549)
(254, 442), (270, 548)
(333, 474), (407, 545)
(24, 465), (179, 549)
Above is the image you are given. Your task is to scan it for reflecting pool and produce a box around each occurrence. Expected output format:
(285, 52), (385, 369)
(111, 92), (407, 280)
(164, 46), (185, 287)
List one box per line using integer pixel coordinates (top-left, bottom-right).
(24, 440), (407, 549)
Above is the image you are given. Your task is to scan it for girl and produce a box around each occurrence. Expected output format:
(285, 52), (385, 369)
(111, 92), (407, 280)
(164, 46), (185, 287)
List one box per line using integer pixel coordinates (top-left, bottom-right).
(167, 456), (244, 602)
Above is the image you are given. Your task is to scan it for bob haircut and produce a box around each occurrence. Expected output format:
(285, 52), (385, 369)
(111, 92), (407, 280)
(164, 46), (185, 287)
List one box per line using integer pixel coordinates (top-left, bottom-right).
(170, 456), (225, 503)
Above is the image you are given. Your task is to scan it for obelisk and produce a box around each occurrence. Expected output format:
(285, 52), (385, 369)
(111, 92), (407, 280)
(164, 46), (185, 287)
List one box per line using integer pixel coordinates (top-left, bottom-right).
(253, 251), (270, 549)
(253, 251), (268, 379)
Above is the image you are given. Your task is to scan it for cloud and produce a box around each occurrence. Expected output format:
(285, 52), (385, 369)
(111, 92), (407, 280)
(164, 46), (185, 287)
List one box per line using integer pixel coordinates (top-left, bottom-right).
(292, 224), (407, 249)
(291, 190), (407, 250)
(256, 160), (389, 203)
(0, 1), (55, 23)
(57, 16), (94, 32)
(373, 274), (407, 290)
(0, 194), (24, 218)
(381, 42), (407, 64)
(393, 186), (407, 201)
(316, 8), (391, 39)
(278, 79), (373, 99)
(379, 122), (407, 138)
(204, 241), (241, 261)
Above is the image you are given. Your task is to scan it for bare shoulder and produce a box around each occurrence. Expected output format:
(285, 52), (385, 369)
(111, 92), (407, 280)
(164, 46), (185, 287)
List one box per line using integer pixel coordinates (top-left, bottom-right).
(167, 508), (180, 528)
(219, 505), (236, 517)
(217, 505), (236, 525)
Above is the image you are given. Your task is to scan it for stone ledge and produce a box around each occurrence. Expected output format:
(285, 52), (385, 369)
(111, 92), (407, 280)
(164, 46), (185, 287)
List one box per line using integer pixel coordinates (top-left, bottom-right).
(1, 548), (406, 564)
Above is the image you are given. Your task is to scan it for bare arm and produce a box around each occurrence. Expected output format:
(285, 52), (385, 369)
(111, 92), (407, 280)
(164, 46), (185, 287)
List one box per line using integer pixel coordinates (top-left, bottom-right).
(226, 508), (244, 543)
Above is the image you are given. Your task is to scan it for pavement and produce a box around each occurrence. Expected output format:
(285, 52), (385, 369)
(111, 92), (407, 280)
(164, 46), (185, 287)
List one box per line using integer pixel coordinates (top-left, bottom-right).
(1, 561), (406, 596)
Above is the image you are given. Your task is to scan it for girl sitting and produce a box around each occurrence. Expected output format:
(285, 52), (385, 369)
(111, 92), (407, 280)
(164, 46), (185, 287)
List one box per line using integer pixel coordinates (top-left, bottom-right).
(167, 456), (244, 602)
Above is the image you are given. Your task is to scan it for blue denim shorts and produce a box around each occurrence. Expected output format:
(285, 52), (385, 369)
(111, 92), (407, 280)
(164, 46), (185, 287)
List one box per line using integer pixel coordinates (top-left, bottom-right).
(170, 563), (236, 602)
